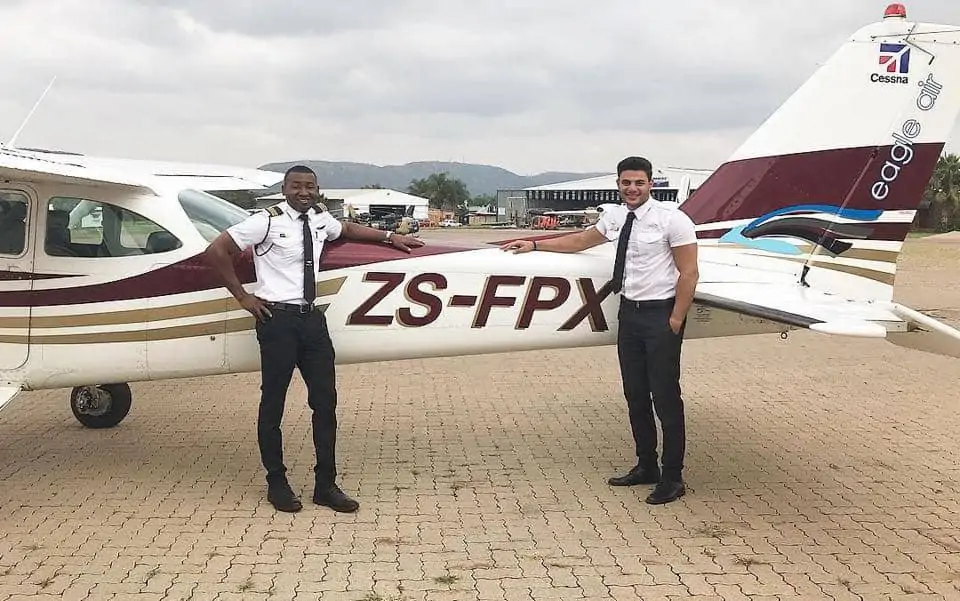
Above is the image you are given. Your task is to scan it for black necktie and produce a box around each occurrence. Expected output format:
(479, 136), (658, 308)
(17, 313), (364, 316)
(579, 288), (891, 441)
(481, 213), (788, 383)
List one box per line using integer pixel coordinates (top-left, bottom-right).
(610, 211), (636, 293)
(300, 213), (315, 304)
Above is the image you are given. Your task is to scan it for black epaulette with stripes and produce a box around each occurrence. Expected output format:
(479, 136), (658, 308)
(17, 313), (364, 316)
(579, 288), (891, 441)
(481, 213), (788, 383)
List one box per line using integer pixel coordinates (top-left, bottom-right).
(255, 204), (284, 254)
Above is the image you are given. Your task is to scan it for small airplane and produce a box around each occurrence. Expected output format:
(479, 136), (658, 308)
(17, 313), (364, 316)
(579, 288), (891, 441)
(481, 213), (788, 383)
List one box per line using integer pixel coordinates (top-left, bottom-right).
(1, 3), (959, 429)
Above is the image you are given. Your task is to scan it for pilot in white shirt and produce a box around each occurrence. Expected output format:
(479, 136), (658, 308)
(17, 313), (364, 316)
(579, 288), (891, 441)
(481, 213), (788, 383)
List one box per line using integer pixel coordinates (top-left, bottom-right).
(593, 199), (698, 302)
(229, 200), (343, 306)
(205, 165), (423, 515)
(501, 156), (699, 505)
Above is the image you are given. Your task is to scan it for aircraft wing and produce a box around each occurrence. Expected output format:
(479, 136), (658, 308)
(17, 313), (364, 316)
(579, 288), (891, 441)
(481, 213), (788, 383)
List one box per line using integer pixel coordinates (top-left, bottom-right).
(0, 149), (283, 194)
(148, 174), (283, 192)
(0, 148), (154, 192)
(68, 157), (286, 192)
(696, 282), (960, 358)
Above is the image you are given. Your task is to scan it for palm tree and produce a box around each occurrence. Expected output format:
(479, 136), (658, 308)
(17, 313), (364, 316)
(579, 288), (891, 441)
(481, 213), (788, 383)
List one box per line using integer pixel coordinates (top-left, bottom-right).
(407, 172), (470, 212)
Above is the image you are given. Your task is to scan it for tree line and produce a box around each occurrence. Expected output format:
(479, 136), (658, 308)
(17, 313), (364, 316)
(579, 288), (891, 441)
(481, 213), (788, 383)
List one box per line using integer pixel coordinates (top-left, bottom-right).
(395, 172), (494, 215)
(923, 153), (960, 232)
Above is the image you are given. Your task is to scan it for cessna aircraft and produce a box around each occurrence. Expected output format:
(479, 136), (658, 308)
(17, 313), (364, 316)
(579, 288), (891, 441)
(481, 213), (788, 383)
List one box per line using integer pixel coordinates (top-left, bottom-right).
(1, 3), (959, 429)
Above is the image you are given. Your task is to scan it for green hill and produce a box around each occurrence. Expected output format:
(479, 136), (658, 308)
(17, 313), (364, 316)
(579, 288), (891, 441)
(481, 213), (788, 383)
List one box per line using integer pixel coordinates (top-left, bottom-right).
(257, 160), (606, 197)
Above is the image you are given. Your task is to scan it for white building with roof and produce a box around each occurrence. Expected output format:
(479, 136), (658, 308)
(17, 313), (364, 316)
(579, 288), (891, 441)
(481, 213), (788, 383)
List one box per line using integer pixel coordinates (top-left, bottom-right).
(496, 166), (714, 221)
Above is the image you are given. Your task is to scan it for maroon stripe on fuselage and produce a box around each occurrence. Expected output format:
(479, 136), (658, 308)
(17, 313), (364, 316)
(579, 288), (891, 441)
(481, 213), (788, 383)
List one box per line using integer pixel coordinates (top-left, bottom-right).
(0, 240), (474, 307)
(680, 143), (943, 226)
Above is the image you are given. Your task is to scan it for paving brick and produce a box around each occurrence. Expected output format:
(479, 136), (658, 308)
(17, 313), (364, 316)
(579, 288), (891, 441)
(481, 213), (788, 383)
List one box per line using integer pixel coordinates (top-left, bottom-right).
(0, 235), (958, 601)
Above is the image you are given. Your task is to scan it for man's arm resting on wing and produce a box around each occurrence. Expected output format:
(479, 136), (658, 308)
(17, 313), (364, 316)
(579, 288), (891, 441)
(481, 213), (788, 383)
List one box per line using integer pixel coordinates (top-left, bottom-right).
(500, 227), (608, 254)
(339, 220), (425, 252)
(340, 220), (390, 242)
(670, 242), (699, 329)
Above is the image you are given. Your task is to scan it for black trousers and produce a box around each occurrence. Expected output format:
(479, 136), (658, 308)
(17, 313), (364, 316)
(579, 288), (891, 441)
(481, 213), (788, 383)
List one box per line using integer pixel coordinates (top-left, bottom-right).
(254, 308), (338, 487)
(616, 297), (687, 481)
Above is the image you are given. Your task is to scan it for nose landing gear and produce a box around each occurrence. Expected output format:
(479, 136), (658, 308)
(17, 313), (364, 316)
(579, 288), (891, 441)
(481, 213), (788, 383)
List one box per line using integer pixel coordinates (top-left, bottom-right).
(70, 383), (132, 428)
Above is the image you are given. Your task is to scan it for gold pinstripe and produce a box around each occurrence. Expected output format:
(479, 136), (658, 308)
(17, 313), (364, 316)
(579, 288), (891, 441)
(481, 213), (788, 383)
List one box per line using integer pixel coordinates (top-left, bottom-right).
(0, 303), (332, 345)
(719, 242), (901, 264)
(0, 277), (346, 330)
(775, 257), (896, 285)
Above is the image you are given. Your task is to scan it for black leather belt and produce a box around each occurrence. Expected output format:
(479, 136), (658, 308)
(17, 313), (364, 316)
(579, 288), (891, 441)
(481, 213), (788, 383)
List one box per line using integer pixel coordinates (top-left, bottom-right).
(266, 302), (317, 314)
(620, 297), (675, 310)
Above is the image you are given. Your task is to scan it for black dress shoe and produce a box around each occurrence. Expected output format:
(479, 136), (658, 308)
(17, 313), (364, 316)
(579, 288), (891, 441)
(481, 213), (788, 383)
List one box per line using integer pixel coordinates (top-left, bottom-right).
(313, 484), (359, 513)
(645, 480), (686, 505)
(267, 481), (303, 513)
(608, 464), (661, 486)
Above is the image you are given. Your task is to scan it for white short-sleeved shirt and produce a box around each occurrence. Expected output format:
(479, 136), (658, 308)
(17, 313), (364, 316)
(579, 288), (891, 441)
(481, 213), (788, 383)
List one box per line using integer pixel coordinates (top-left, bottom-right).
(593, 199), (697, 301)
(227, 201), (343, 304)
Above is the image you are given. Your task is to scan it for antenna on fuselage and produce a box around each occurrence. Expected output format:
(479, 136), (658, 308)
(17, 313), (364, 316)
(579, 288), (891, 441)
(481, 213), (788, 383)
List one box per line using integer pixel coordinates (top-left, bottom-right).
(2, 76), (57, 150)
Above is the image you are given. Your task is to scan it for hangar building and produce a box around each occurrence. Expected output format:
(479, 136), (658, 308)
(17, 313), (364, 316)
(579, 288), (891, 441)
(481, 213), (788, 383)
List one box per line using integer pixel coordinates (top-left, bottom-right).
(496, 166), (714, 224)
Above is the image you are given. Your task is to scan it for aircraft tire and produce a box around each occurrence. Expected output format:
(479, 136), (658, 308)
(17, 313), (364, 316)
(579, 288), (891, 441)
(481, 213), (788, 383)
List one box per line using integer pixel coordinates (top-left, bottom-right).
(70, 383), (132, 429)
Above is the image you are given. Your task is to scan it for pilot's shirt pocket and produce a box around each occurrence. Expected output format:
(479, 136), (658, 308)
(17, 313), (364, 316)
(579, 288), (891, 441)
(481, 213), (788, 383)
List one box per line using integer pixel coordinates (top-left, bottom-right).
(636, 230), (665, 245)
(271, 231), (302, 259)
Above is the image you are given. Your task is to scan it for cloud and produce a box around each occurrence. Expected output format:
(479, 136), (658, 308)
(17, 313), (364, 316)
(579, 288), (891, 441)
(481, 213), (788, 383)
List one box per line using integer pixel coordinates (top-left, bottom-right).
(0, 0), (958, 175)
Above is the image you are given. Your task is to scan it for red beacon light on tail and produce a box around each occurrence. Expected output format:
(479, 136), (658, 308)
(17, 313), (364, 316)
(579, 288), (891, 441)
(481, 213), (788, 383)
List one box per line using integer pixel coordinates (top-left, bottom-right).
(884, 3), (907, 19)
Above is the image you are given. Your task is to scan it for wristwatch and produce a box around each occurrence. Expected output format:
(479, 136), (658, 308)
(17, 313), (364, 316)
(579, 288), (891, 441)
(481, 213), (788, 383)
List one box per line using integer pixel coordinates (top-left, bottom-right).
(383, 231), (393, 244)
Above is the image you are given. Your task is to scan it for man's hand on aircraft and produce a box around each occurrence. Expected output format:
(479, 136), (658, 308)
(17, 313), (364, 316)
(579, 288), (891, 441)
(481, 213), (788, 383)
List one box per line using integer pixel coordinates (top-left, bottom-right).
(240, 293), (272, 321)
(500, 240), (535, 253)
(389, 234), (425, 253)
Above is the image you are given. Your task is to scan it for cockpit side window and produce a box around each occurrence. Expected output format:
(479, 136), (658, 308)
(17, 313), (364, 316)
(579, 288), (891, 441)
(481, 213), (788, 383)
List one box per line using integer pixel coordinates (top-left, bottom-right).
(0, 192), (28, 257)
(45, 196), (182, 258)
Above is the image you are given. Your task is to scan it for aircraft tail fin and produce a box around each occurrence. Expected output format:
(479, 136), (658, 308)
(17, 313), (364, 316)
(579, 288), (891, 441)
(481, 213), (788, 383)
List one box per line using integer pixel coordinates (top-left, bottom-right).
(682, 6), (960, 301)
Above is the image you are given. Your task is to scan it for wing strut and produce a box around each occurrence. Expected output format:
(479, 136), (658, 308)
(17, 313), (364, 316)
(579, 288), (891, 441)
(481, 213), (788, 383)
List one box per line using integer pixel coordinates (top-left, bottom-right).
(0, 386), (22, 414)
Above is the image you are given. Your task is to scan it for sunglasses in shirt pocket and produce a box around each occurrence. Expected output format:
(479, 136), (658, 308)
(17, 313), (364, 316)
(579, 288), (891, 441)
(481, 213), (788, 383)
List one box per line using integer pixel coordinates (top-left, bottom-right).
(271, 234), (302, 257)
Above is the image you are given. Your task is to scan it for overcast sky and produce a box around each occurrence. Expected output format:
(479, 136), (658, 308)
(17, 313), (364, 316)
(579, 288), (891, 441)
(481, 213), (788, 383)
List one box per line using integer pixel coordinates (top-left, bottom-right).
(1, 0), (960, 176)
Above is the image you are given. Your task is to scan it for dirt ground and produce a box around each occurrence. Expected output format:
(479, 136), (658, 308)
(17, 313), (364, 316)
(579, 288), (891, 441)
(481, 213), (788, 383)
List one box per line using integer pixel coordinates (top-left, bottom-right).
(1, 231), (959, 600)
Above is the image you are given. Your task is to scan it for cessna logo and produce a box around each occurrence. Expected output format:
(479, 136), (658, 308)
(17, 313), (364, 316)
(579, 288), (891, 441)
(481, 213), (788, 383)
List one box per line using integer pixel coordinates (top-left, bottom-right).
(346, 272), (614, 332)
(871, 42), (910, 84)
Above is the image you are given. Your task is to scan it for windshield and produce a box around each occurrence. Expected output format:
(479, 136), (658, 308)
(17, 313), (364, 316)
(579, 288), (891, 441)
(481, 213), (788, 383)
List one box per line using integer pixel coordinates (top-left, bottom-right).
(177, 188), (254, 242)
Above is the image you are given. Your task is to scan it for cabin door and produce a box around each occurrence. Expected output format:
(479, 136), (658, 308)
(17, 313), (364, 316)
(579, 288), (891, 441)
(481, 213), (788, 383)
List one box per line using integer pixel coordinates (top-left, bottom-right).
(145, 256), (228, 380)
(0, 187), (36, 370)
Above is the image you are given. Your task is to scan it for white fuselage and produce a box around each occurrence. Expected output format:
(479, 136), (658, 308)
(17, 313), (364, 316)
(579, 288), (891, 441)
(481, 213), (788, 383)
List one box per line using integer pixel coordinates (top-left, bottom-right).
(0, 178), (906, 393)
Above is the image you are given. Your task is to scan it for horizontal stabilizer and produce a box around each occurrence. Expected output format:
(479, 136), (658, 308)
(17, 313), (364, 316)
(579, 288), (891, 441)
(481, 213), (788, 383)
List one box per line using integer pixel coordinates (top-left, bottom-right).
(697, 283), (960, 360)
(0, 386), (21, 414)
(886, 304), (960, 359)
(809, 320), (887, 338)
(695, 282), (901, 334)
